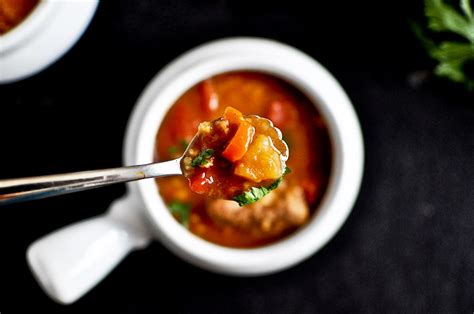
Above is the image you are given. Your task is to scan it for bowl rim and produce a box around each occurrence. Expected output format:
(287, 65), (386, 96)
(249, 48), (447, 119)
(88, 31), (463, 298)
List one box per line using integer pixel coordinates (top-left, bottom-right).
(0, 0), (99, 84)
(124, 37), (364, 275)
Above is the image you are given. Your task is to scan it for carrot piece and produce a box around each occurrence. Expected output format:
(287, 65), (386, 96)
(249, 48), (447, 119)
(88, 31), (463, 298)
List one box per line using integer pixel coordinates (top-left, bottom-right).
(199, 79), (218, 113)
(222, 106), (244, 125)
(222, 121), (255, 162)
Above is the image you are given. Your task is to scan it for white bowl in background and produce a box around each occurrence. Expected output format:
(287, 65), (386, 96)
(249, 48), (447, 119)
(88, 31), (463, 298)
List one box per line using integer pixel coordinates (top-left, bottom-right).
(26, 38), (364, 304)
(0, 0), (98, 84)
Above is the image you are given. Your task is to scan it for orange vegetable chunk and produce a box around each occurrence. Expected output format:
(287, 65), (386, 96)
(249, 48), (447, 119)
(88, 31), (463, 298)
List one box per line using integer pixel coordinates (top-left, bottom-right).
(222, 106), (244, 125)
(222, 121), (255, 162)
(234, 134), (283, 182)
(199, 79), (219, 113)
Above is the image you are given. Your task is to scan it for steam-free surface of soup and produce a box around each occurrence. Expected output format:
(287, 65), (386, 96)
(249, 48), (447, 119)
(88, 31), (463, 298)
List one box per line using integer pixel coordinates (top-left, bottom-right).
(155, 72), (332, 248)
(0, 0), (39, 35)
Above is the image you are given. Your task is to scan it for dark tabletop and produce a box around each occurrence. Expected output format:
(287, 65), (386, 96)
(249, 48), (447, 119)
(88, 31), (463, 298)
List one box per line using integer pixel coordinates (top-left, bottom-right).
(1, 0), (473, 313)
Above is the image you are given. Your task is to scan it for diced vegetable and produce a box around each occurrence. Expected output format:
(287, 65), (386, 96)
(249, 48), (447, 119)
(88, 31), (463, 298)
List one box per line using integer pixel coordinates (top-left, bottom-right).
(234, 134), (283, 182)
(181, 107), (287, 199)
(199, 79), (219, 113)
(266, 100), (298, 129)
(222, 106), (244, 125)
(267, 101), (286, 127)
(222, 121), (255, 162)
(168, 102), (202, 141)
(189, 168), (212, 194)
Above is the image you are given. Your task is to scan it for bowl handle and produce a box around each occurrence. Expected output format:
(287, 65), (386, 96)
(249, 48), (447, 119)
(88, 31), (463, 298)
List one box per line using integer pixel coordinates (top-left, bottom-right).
(26, 193), (152, 304)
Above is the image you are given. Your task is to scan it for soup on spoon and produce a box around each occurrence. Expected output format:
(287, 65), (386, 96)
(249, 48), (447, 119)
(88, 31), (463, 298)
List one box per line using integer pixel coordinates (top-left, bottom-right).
(0, 106), (289, 207)
(181, 106), (289, 204)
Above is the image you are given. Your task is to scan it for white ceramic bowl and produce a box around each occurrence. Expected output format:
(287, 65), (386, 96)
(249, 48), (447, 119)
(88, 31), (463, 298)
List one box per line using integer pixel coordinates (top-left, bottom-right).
(0, 0), (98, 84)
(26, 38), (364, 304)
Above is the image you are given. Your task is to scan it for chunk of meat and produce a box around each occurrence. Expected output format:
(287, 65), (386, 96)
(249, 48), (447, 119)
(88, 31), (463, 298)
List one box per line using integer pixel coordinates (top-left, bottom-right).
(206, 183), (309, 238)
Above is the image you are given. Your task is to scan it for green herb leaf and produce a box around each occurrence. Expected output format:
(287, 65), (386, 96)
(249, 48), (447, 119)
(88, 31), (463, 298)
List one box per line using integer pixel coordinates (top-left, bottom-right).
(461, 0), (473, 20)
(168, 146), (178, 155)
(180, 139), (190, 150)
(411, 22), (438, 55)
(168, 139), (190, 156)
(425, 0), (474, 42)
(233, 187), (270, 207)
(432, 41), (474, 82)
(168, 201), (191, 227)
(233, 167), (291, 206)
(415, 0), (474, 90)
(191, 149), (214, 167)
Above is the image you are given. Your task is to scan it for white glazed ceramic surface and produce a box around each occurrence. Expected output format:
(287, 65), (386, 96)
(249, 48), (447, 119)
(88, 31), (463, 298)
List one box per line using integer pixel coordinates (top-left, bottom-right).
(27, 38), (364, 304)
(0, 0), (98, 84)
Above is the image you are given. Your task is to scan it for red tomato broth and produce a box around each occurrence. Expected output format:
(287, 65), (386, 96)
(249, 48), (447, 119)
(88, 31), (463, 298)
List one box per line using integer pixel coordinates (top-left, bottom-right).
(0, 0), (39, 35)
(155, 72), (332, 248)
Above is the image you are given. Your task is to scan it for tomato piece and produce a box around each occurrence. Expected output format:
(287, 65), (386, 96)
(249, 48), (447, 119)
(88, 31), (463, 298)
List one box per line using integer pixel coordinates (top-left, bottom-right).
(167, 101), (201, 142)
(222, 106), (244, 125)
(222, 121), (255, 162)
(189, 168), (213, 194)
(266, 100), (297, 128)
(199, 79), (219, 113)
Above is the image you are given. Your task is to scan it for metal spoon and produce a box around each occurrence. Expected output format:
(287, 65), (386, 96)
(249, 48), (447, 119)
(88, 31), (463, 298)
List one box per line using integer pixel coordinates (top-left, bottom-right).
(0, 158), (182, 205)
(0, 112), (288, 206)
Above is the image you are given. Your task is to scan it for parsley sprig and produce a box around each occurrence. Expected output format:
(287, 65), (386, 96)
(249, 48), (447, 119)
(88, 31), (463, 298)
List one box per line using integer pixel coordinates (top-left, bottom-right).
(233, 167), (291, 206)
(168, 201), (191, 227)
(414, 0), (474, 90)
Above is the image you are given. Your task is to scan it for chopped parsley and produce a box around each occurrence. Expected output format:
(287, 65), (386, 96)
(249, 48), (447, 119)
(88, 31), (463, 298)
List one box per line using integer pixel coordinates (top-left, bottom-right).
(191, 149), (214, 167)
(168, 200), (191, 227)
(180, 139), (190, 150)
(233, 167), (292, 206)
(168, 146), (178, 155)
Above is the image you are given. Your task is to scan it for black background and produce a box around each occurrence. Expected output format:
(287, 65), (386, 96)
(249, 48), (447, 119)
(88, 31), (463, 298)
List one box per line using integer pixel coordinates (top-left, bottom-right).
(1, 0), (473, 313)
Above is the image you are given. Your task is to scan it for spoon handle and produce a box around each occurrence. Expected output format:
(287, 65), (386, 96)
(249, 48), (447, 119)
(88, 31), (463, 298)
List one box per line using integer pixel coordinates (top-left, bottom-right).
(0, 159), (182, 205)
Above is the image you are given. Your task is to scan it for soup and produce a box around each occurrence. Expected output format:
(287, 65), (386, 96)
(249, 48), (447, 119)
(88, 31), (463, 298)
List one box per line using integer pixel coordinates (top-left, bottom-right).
(155, 72), (332, 247)
(181, 106), (288, 201)
(0, 0), (39, 35)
